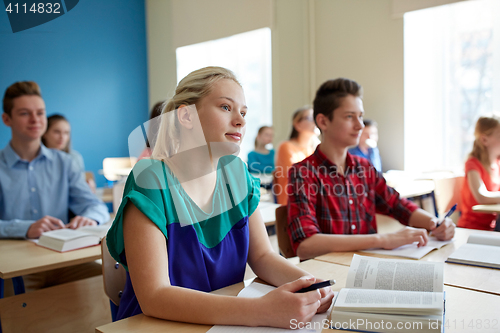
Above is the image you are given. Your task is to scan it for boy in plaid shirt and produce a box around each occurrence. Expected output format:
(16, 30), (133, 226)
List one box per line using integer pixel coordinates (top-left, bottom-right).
(287, 78), (455, 260)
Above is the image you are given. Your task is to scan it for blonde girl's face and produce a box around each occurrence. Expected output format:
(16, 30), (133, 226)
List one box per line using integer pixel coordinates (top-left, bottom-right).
(43, 120), (70, 150)
(197, 79), (247, 147)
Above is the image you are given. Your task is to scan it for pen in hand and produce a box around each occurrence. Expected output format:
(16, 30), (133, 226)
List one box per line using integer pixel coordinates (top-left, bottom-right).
(436, 203), (457, 228)
(296, 279), (336, 293)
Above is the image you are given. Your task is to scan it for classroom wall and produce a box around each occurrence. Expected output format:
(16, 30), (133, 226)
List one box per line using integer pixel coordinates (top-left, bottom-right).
(0, 0), (148, 187)
(145, 0), (472, 171)
(314, 0), (404, 170)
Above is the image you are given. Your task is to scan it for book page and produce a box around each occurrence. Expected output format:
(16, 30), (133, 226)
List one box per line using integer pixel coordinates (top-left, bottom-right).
(468, 233), (500, 247)
(346, 255), (443, 292)
(207, 282), (332, 333)
(334, 288), (443, 316)
(361, 238), (452, 259)
(77, 223), (111, 239)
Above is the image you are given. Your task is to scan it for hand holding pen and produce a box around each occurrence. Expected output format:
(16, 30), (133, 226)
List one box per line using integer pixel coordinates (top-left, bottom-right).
(436, 204), (457, 228)
(431, 204), (456, 240)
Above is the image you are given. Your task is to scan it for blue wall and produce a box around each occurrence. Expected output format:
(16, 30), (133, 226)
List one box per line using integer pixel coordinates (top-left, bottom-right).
(0, 0), (148, 187)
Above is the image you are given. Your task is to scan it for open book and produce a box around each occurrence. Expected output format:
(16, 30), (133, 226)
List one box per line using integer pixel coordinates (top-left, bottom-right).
(362, 237), (453, 259)
(446, 233), (500, 269)
(37, 224), (110, 252)
(330, 255), (444, 333)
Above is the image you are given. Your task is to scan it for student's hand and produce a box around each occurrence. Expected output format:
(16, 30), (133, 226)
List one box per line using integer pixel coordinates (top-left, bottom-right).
(26, 216), (65, 239)
(379, 227), (429, 250)
(429, 217), (455, 241)
(316, 281), (335, 314)
(259, 276), (321, 328)
(67, 216), (97, 229)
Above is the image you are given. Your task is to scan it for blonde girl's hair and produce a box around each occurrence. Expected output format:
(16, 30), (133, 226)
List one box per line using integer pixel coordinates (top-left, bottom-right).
(151, 67), (241, 161)
(470, 115), (500, 172)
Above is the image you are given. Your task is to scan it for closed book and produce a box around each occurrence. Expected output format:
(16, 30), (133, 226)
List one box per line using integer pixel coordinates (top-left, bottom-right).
(37, 225), (109, 252)
(446, 233), (500, 269)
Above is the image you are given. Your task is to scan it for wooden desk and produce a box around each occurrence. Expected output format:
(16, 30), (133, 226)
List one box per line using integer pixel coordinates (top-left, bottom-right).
(315, 228), (500, 296)
(96, 260), (500, 333)
(395, 179), (435, 199)
(472, 204), (500, 213)
(258, 201), (280, 227)
(0, 275), (110, 333)
(0, 240), (101, 280)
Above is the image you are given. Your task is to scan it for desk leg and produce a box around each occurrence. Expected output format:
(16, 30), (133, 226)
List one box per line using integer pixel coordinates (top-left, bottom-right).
(12, 277), (25, 295)
(0, 278), (3, 299)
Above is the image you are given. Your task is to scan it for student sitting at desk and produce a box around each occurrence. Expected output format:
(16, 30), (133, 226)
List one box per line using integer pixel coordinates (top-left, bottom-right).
(458, 115), (500, 231)
(106, 67), (334, 328)
(348, 118), (382, 172)
(0, 81), (109, 294)
(0, 81), (110, 239)
(287, 78), (455, 260)
(247, 125), (275, 174)
(274, 106), (317, 205)
(42, 114), (85, 172)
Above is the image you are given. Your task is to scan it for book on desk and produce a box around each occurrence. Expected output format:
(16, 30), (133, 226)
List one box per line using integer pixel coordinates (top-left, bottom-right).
(361, 237), (453, 259)
(36, 225), (110, 252)
(446, 233), (500, 269)
(329, 255), (445, 333)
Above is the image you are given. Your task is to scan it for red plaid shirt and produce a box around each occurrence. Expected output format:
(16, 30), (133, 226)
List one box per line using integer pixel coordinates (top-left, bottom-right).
(287, 147), (418, 254)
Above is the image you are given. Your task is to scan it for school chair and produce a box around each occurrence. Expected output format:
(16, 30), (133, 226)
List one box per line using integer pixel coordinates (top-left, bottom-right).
(433, 176), (464, 224)
(275, 205), (295, 258)
(112, 181), (126, 214)
(101, 237), (126, 322)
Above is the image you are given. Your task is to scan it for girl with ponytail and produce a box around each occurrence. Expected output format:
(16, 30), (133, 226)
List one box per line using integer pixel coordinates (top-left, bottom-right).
(459, 115), (500, 230)
(106, 67), (333, 327)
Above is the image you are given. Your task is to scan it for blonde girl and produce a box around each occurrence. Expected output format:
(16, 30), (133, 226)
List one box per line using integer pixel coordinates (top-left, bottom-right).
(459, 115), (500, 230)
(106, 67), (333, 327)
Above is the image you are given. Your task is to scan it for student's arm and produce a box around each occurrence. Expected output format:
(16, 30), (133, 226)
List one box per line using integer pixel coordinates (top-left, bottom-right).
(247, 207), (334, 313)
(123, 203), (323, 328)
(0, 187), (64, 239)
(275, 143), (294, 205)
(290, 165), (428, 260)
(67, 158), (109, 225)
(467, 170), (500, 204)
(0, 216), (64, 239)
(296, 229), (429, 260)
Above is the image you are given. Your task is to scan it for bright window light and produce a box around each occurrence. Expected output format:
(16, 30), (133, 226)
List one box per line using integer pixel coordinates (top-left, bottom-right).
(176, 28), (272, 160)
(404, 0), (499, 173)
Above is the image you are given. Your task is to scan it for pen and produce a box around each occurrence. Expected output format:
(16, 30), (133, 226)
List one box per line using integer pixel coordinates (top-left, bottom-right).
(296, 279), (336, 293)
(436, 204), (457, 228)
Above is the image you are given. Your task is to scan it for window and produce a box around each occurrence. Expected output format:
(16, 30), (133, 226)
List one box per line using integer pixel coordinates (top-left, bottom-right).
(404, 0), (499, 173)
(176, 28), (272, 160)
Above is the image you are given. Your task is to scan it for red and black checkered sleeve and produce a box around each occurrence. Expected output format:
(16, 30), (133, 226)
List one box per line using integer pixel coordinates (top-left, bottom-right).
(287, 162), (322, 254)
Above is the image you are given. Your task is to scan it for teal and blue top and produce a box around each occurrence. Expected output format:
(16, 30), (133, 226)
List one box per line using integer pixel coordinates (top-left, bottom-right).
(106, 155), (260, 320)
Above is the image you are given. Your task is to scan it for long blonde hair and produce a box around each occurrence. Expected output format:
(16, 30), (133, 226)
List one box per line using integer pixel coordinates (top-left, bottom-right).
(151, 67), (241, 161)
(470, 115), (500, 172)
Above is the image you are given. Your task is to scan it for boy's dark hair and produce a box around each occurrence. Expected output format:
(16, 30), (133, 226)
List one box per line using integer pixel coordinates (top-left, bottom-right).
(313, 78), (363, 125)
(3, 81), (42, 116)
